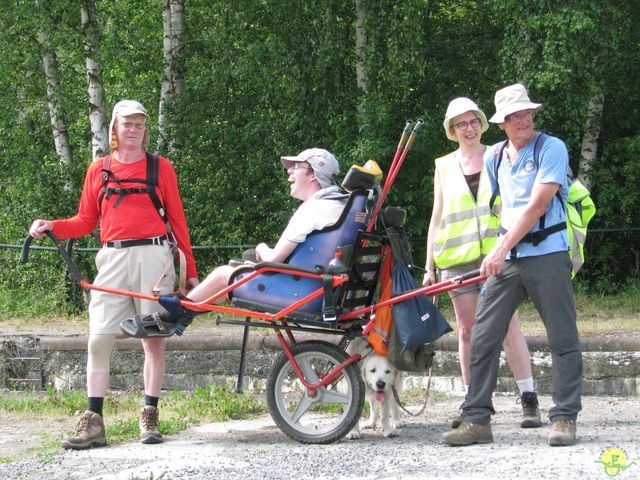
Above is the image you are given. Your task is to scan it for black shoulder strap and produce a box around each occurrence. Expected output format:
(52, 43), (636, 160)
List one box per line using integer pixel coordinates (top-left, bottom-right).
(532, 133), (549, 229)
(488, 140), (508, 212)
(146, 151), (159, 187)
(533, 132), (565, 206)
(145, 152), (172, 234)
(532, 132), (547, 167)
(101, 154), (113, 185)
(98, 155), (113, 207)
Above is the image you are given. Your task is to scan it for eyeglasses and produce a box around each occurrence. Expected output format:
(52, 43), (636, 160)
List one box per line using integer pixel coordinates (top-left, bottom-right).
(289, 162), (313, 172)
(505, 110), (534, 122)
(453, 118), (482, 130)
(120, 121), (146, 130)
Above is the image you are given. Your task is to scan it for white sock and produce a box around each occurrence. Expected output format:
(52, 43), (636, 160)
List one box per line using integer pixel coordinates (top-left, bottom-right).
(516, 377), (535, 394)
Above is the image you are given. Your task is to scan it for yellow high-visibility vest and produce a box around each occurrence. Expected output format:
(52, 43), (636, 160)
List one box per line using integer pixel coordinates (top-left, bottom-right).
(433, 152), (500, 269)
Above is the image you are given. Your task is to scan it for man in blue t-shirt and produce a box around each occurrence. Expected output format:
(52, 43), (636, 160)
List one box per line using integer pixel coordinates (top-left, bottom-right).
(443, 84), (582, 447)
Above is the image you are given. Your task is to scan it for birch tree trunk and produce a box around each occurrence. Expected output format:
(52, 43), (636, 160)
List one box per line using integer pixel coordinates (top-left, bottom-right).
(81, 0), (108, 159)
(578, 89), (604, 190)
(157, 0), (185, 154)
(39, 29), (72, 166)
(355, 0), (368, 119)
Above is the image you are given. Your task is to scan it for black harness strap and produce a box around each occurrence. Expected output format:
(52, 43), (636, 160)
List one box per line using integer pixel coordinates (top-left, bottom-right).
(100, 153), (173, 238)
(145, 153), (172, 236)
(321, 273), (338, 321)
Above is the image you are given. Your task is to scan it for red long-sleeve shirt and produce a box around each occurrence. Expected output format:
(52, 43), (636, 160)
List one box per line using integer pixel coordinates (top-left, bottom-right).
(52, 154), (198, 279)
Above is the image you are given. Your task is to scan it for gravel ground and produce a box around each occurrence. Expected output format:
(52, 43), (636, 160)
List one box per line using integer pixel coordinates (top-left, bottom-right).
(1, 395), (638, 480)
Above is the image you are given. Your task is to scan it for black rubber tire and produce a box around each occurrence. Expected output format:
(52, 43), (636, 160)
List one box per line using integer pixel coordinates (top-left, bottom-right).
(266, 340), (365, 444)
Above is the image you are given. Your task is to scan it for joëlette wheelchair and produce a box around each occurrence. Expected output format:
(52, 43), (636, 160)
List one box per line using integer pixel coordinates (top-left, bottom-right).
(22, 122), (484, 444)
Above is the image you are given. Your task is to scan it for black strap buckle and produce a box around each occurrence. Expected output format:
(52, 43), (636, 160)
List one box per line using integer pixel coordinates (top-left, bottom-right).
(528, 231), (545, 246)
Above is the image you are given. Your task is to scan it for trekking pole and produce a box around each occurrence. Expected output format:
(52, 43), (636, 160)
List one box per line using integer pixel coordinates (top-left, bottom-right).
(386, 118), (424, 189)
(366, 121), (412, 232)
(382, 120), (413, 192)
(367, 119), (424, 232)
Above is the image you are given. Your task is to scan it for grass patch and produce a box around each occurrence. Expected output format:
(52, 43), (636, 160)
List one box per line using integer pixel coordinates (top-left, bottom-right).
(0, 385), (266, 462)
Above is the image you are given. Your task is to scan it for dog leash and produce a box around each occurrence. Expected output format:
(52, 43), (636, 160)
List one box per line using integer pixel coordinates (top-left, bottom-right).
(392, 367), (432, 417)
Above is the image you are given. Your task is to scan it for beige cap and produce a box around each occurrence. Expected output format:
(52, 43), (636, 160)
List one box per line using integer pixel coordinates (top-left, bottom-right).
(108, 100), (149, 150)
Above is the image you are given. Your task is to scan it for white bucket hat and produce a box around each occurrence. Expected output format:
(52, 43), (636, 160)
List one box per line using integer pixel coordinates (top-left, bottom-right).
(489, 83), (541, 123)
(108, 100), (150, 151)
(280, 148), (340, 188)
(442, 97), (489, 142)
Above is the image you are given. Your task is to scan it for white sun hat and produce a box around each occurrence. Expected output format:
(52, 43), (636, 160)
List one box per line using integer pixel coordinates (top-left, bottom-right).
(489, 83), (542, 123)
(442, 97), (489, 142)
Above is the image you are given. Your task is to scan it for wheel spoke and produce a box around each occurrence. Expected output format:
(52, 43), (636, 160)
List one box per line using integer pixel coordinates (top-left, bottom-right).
(290, 393), (314, 423)
(317, 387), (351, 405)
(297, 356), (320, 384)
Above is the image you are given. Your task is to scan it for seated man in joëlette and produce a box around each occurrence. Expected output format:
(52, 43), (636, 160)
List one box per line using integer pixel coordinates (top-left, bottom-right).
(121, 148), (347, 338)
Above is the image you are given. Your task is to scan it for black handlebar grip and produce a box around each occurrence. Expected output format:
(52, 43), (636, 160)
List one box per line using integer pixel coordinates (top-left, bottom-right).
(459, 269), (481, 281)
(21, 234), (34, 263)
(22, 230), (83, 282)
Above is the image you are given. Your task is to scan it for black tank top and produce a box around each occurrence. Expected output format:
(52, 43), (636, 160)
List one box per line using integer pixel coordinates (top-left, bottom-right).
(464, 171), (481, 201)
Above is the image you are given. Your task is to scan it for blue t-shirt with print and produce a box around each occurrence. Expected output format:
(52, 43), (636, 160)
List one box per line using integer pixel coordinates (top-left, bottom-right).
(486, 133), (570, 259)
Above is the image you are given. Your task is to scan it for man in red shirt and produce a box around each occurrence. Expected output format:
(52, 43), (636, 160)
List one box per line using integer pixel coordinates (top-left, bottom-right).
(29, 100), (198, 449)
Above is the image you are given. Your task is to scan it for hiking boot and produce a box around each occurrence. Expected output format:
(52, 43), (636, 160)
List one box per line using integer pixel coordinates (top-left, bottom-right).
(519, 392), (543, 428)
(139, 406), (163, 444)
(443, 421), (493, 446)
(62, 410), (107, 450)
(548, 419), (577, 446)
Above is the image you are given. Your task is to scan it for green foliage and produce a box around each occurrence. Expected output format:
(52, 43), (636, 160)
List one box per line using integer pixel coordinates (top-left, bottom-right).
(579, 136), (640, 291)
(0, 0), (638, 315)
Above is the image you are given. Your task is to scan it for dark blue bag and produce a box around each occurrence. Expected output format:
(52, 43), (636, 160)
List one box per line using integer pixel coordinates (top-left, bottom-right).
(387, 226), (452, 353)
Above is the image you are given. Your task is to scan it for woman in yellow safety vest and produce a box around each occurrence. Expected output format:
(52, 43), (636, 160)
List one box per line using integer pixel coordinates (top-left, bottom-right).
(423, 97), (541, 429)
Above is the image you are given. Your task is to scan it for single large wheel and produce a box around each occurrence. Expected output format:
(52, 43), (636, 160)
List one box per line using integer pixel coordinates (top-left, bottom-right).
(266, 340), (365, 444)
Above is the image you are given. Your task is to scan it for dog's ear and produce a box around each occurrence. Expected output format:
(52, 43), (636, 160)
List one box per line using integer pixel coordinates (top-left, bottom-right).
(359, 357), (368, 377)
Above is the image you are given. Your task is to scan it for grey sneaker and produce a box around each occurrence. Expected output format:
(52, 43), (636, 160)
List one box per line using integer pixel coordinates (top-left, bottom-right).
(62, 410), (107, 450)
(519, 392), (543, 428)
(548, 419), (577, 446)
(443, 421), (493, 446)
(139, 405), (163, 444)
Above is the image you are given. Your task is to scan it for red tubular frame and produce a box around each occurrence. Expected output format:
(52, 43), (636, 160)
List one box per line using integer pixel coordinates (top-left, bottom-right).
(79, 264), (483, 396)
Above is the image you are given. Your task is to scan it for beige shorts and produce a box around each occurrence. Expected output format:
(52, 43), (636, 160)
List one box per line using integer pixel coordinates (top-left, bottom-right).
(438, 259), (483, 295)
(88, 244), (176, 334)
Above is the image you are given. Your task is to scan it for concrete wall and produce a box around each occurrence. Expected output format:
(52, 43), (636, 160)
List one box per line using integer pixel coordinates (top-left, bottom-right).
(1, 334), (639, 396)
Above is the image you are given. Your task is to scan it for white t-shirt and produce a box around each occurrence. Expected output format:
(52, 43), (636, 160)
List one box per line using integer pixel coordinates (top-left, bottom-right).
(281, 186), (348, 243)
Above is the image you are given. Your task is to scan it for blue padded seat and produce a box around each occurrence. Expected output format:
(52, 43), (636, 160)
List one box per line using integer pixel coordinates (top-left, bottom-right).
(229, 189), (371, 317)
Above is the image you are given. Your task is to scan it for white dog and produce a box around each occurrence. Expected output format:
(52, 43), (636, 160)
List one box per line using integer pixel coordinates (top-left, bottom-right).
(346, 336), (404, 439)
